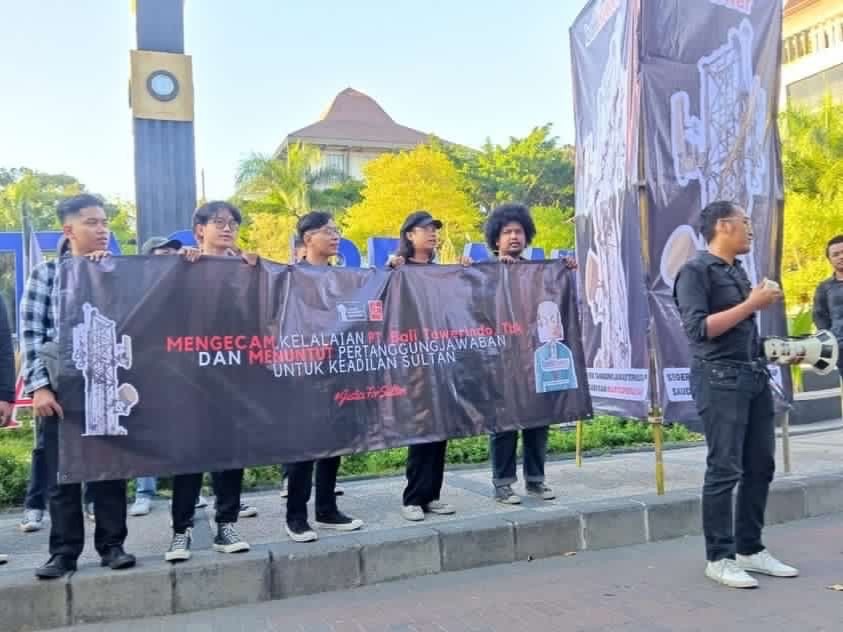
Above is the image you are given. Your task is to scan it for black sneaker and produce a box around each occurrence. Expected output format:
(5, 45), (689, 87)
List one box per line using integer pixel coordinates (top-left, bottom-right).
(165, 530), (192, 563)
(35, 555), (77, 580)
(315, 510), (364, 532)
(213, 523), (250, 554)
(285, 518), (318, 543)
(525, 482), (555, 500)
(100, 546), (136, 570)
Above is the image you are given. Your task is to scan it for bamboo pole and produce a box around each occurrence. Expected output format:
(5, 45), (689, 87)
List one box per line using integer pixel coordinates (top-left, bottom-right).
(575, 420), (584, 467)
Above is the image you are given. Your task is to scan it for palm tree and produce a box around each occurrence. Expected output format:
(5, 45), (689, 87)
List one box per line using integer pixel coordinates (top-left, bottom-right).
(234, 143), (345, 218)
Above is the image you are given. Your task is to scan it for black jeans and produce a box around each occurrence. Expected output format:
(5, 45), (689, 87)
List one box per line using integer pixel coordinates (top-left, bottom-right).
(171, 469), (243, 533)
(41, 417), (128, 559)
(690, 360), (775, 562)
(24, 418), (49, 511)
(285, 457), (340, 524)
(403, 441), (447, 507)
(490, 427), (549, 487)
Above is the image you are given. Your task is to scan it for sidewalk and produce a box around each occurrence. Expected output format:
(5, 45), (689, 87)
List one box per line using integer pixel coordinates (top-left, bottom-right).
(1, 422), (842, 630)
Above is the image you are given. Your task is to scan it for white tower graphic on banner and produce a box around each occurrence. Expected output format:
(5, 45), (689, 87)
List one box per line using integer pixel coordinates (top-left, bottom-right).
(72, 303), (138, 436)
(580, 13), (632, 369)
(666, 18), (767, 287)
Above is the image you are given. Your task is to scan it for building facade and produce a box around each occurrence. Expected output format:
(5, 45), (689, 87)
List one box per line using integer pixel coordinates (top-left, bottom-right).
(274, 88), (433, 180)
(782, 0), (843, 108)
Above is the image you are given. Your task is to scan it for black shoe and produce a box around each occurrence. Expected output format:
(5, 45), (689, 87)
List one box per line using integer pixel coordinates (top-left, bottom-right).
(165, 530), (192, 563)
(315, 510), (364, 532)
(213, 523), (250, 554)
(100, 546), (136, 570)
(285, 518), (318, 543)
(35, 555), (77, 580)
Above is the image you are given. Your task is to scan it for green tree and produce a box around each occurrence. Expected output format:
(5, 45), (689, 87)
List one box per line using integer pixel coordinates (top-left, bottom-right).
(107, 200), (138, 254)
(780, 97), (843, 308)
(437, 124), (575, 211)
(531, 205), (575, 252)
(342, 146), (482, 254)
(0, 168), (84, 229)
(234, 143), (350, 219)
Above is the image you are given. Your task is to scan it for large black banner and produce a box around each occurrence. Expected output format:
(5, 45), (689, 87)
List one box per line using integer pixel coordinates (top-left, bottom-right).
(571, 0), (651, 419)
(56, 257), (592, 483)
(640, 0), (788, 422)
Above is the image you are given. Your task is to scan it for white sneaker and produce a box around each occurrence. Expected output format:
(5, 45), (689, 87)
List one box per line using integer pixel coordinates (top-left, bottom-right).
(129, 496), (152, 517)
(195, 495), (209, 509)
(20, 508), (45, 533)
(425, 500), (455, 515)
(736, 550), (799, 577)
(238, 502), (258, 518)
(401, 505), (425, 521)
(705, 559), (759, 589)
(0, 553), (8, 564)
(494, 485), (522, 505)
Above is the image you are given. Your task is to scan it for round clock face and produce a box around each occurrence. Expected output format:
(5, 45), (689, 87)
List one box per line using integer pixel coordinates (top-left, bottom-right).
(147, 70), (179, 102)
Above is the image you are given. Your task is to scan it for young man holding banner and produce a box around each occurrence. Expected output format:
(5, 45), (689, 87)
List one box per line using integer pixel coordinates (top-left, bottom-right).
(674, 200), (798, 589)
(389, 210), (466, 522)
(483, 203), (576, 505)
(283, 211), (364, 542)
(165, 202), (253, 563)
(23, 194), (136, 579)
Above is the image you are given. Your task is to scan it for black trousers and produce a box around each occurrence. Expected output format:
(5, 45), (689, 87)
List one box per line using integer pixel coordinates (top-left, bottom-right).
(690, 360), (775, 562)
(171, 469), (243, 533)
(403, 441), (447, 507)
(285, 456), (340, 523)
(41, 416), (128, 559)
(490, 427), (549, 487)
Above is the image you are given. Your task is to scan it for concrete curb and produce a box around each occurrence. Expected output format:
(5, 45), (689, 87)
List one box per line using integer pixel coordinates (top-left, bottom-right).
(5, 472), (843, 630)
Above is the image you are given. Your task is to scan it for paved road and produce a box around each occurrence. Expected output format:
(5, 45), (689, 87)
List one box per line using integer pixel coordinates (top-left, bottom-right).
(58, 513), (843, 632)
(2, 423), (842, 573)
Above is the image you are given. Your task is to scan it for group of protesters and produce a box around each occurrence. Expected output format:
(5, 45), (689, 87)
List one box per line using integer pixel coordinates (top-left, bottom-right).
(5, 194), (575, 579)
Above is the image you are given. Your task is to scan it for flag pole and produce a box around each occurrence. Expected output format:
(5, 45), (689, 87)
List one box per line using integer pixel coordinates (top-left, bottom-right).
(635, 82), (666, 495)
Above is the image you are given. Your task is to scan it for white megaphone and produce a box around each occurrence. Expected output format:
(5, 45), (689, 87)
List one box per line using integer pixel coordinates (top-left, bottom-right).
(763, 330), (839, 376)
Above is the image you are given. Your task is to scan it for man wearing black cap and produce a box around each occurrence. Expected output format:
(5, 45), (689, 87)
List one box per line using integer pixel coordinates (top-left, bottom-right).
(389, 210), (469, 521)
(141, 236), (183, 256)
(283, 211), (364, 542)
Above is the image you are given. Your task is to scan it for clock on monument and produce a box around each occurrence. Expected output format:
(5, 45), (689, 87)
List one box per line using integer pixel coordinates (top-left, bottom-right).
(129, 50), (193, 122)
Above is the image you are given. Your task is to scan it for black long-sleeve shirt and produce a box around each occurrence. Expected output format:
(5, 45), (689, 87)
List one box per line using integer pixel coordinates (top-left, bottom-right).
(673, 252), (761, 362)
(812, 277), (843, 342)
(0, 295), (16, 402)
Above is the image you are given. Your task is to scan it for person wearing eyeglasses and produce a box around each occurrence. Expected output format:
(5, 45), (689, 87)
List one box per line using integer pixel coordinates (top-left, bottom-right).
(388, 210), (471, 522)
(674, 200), (798, 589)
(164, 201), (255, 563)
(282, 211), (363, 542)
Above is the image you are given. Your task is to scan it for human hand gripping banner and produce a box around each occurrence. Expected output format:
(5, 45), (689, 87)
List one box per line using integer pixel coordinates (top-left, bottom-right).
(55, 256), (592, 483)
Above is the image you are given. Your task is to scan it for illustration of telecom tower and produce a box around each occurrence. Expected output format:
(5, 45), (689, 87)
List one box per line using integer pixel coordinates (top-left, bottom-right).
(667, 18), (768, 288)
(72, 303), (137, 436)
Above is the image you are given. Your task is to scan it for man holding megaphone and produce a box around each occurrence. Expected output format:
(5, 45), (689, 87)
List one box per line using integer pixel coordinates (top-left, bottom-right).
(674, 201), (799, 590)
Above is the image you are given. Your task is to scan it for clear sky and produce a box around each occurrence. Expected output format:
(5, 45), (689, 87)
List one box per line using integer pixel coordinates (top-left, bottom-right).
(0, 0), (588, 203)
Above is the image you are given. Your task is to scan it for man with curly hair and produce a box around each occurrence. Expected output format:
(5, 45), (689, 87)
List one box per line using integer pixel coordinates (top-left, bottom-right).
(484, 203), (576, 506)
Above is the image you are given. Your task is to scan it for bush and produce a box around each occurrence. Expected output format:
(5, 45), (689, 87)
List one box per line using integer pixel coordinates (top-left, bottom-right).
(0, 426), (35, 507)
(0, 417), (703, 504)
